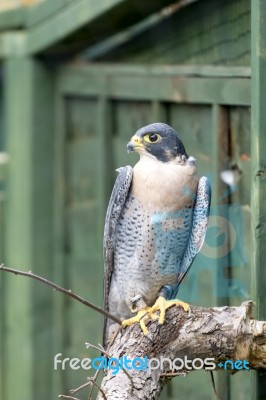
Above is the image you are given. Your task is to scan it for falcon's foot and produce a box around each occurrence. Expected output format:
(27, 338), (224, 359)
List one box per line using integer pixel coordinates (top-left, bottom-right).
(122, 308), (153, 335)
(148, 296), (190, 324)
(122, 297), (189, 335)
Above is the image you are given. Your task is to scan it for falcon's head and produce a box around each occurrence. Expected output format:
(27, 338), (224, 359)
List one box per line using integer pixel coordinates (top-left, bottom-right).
(127, 122), (188, 163)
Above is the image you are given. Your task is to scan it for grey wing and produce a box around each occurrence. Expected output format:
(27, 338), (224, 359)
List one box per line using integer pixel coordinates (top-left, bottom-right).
(169, 176), (211, 299)
(103, 166), (133, 336)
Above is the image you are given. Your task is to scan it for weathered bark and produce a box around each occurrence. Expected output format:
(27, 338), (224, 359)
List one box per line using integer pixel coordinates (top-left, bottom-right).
(98, 301), (266, 399)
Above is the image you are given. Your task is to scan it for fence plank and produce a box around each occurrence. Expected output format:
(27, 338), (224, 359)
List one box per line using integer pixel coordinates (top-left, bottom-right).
(0, 153), (7, 400)
(4, 55), (34, 400)
(58, 66), (251, 106)
(4, 56), (56, 400)
(251, 1), (266, 398)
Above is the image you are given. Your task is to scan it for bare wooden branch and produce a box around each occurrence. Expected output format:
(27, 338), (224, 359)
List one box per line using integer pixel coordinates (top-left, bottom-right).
(98, 301), (266, 399)
(0, 263), (121, 324)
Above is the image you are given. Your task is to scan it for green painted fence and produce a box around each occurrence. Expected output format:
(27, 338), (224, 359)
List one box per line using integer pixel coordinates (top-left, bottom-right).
(55, 63), (253, 400)
(0, 0), (265, 399)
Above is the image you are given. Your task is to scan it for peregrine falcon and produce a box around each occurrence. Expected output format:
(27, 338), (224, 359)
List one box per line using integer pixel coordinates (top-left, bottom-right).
(103, 122), (211, 345)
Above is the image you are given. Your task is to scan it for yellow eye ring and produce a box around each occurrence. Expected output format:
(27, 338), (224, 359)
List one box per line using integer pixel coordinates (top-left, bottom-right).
(144, 133), (161, 144)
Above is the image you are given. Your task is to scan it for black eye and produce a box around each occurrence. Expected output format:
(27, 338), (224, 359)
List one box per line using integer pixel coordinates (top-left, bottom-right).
(144, 133), (161, 143)
(149, 134), (158, 142)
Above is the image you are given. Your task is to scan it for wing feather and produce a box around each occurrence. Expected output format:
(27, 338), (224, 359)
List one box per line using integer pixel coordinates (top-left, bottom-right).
(169, 176), (211, 299)
(103, 165), (133, 339)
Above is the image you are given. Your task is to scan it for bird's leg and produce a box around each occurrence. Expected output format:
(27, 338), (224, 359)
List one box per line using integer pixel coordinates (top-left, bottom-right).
(147, 284), (190, 324)
(122, 309), (150, 335)
(122, 295), (152, 335)
(122, 293), (190, 335)
(148, 296), (190, 325)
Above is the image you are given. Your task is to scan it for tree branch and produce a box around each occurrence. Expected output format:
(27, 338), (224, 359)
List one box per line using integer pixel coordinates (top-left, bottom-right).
(0, 263), (120, 324)
(98, 301), (266, 399)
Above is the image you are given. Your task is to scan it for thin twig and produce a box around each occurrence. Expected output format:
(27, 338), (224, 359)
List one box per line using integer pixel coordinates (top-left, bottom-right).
(85, 342), (110, 357)
(84, 342), (135, 389)
(70, 375), (107, 400)
(70, 380), (92, 394)
(105, 326), (135, 392)
(87, 378), (107, 400)
(0, 263), (120, 324)
(108, 324), (123, 348)
(58, 395), (80, 400)
(161, 372), (186, 377)
(87, 369), (101, 400)
(87, 325), (122, 400)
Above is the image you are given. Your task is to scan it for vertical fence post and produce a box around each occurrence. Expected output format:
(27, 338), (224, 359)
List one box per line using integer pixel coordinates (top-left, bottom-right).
(0, 151), (8, 400)
(4, 55), (34, 400)
(251, 1), (266, 398)
(4, 54), (55, 400)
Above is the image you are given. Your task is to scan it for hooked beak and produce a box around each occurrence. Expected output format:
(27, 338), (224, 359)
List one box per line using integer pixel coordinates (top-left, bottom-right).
(127, 135), (144, 153)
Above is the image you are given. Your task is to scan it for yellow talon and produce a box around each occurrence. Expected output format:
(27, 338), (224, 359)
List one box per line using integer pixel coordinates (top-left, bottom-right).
(148, 296), (189, 325)
(122, 296), (189, 335)
(122, 308), (150, 335)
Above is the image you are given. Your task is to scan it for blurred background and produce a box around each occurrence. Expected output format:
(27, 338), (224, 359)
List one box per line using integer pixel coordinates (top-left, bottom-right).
(0, 0), (264, 399)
